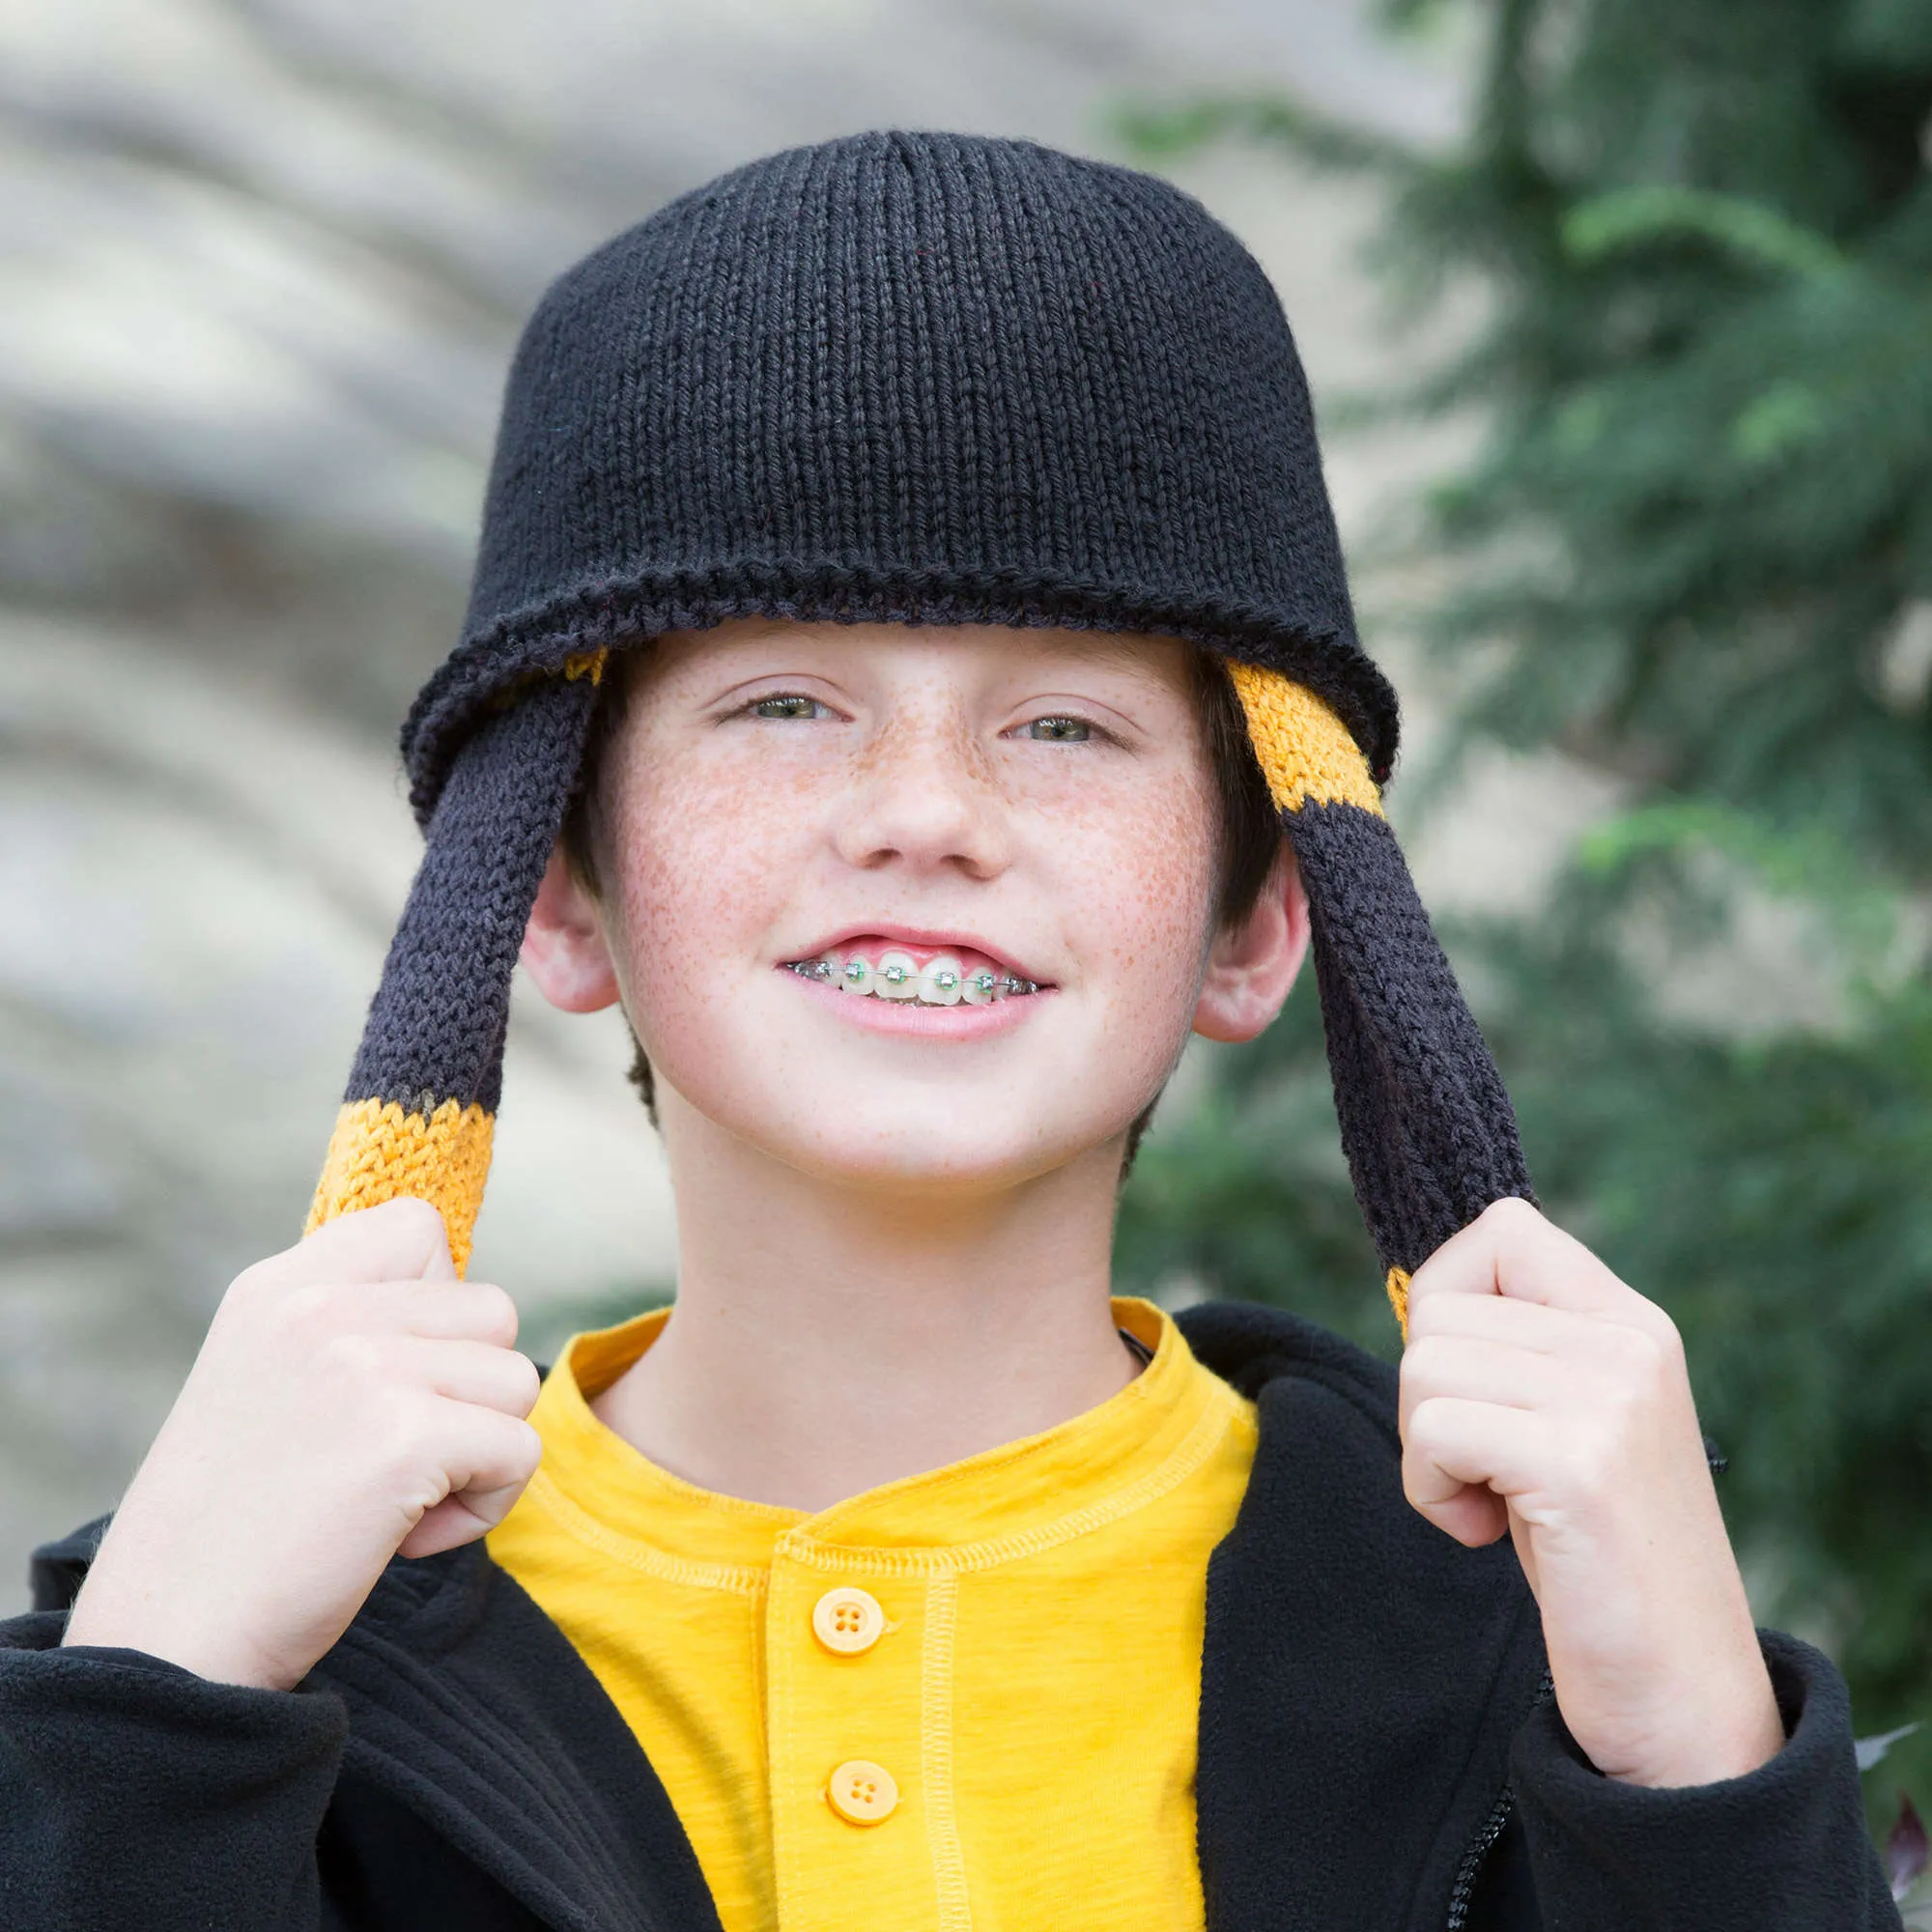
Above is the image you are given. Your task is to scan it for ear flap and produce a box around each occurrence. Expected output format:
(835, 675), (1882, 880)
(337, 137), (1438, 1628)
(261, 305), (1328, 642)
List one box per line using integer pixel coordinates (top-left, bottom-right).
(1226, 664), (1535, 1332)
(306, 654), (608, 1273)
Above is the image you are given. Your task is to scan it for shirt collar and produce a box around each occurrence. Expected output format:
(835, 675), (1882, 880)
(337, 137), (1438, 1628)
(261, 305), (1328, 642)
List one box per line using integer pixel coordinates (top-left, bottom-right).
(527, 1296), (1244, 1576)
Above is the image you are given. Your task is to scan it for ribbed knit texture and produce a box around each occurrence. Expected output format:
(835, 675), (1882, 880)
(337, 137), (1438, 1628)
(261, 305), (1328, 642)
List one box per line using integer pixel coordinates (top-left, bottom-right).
(353, 674), (601, 1116)
(402, 130), (1396, 827)
(314, 129), (1535, 1306)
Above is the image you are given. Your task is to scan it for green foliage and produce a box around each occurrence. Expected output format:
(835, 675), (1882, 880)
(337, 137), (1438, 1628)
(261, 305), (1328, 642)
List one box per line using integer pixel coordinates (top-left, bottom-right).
(1114, 0), (1932, 1832)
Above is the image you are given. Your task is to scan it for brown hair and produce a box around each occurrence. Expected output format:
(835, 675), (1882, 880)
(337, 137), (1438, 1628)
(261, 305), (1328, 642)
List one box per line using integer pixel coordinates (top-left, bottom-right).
(559, 641), (1282, 1157)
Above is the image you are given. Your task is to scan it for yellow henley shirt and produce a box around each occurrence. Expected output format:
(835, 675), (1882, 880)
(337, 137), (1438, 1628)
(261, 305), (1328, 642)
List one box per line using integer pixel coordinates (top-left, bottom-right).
(486, 1295), (1258, 1932)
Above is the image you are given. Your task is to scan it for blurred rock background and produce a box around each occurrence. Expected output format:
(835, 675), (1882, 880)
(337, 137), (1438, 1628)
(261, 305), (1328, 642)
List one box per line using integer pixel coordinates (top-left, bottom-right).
(1, 0), (1524, 1605)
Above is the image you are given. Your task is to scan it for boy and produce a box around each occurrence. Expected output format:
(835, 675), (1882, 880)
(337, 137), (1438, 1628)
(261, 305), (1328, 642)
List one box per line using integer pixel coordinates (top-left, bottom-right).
(2, 131), (1893, 1928)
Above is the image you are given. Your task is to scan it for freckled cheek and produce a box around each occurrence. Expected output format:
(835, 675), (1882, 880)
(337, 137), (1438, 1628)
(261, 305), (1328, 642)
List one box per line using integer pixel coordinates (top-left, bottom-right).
(1037, 769), (1220, 1029)
(600, 751), (825, 1019)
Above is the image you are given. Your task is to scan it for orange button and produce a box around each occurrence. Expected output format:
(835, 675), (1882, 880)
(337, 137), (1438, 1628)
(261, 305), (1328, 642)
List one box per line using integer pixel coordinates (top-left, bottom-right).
(812, 1585), (886, 1655)
(827, 1758), (898, 1825)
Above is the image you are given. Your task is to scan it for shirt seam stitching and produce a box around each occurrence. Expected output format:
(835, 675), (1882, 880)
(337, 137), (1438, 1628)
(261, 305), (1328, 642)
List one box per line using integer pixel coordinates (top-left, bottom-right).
(777, 1383), (1245, 1577)
(923, 1567), (972, 1932)
(518, 1466), (772, 1596)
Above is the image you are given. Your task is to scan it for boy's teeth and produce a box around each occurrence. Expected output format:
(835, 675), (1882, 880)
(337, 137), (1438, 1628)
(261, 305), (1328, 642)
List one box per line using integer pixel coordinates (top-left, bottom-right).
(874, 950), (919, 999)
(789, 950), (1038, 1004)
(917, 956), (963, 1006)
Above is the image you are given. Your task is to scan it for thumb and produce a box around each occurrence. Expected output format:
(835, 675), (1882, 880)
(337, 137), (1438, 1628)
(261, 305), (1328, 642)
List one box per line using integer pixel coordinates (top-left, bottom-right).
(287, 1196), (458, 1284)
(410, 1202), (459, 1282)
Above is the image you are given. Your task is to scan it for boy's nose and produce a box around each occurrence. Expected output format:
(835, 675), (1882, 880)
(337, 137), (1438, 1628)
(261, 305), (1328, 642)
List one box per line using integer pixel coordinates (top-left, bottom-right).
(832, 713), (1013, 880)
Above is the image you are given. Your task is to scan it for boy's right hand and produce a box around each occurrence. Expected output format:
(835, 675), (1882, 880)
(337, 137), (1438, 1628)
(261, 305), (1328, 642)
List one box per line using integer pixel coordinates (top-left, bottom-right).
(61, 1198), (542, 1693)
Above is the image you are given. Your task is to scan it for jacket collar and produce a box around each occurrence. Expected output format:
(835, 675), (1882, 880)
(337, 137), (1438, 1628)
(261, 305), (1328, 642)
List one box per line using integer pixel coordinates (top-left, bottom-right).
(34, 1299), (1547, 1932)
(1179, 1302), (1547, 1931)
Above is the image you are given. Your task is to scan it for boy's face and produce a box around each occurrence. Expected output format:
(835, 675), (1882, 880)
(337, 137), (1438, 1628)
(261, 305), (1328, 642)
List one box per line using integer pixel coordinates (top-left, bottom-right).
(523, 618), (1307, 1192)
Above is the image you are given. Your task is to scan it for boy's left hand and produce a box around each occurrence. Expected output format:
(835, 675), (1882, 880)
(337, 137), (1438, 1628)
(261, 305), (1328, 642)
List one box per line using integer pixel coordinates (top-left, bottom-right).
(1399, 1197), (1786, 1789)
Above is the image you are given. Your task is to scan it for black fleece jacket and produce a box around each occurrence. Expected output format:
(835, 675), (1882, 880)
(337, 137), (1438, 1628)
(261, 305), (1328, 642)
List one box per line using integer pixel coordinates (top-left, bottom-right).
(0, 1301), (1896, 1931)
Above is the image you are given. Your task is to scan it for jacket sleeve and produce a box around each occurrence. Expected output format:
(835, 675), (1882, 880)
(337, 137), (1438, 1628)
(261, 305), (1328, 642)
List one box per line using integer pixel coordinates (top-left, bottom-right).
(1502, 1629), (1901, 1930)
(0, 1606), (350, 1932)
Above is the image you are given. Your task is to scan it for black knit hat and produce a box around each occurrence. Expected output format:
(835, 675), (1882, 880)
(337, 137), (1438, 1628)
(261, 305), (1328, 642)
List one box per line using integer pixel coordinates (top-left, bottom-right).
(309, 129), (1533, 1331)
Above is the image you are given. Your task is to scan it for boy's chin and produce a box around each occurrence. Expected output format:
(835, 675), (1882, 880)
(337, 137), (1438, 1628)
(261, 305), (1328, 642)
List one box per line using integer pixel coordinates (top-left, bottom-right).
(678, 1079), (1140, 1195)
(781, 1137), (1101, 1196)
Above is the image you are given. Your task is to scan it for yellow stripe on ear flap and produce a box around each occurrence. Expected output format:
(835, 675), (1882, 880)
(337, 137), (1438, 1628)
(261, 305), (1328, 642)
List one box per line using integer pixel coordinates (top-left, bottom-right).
(1385, 1266), (1412, 1340)
(1226, 661), (1383, 817)
(304, 1096), (495, 1275)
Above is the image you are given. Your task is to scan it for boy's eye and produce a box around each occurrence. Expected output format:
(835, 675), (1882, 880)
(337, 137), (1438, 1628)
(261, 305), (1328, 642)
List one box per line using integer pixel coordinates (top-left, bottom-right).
(1016, 715), (1093, 743)
(749, 694), (828, 721)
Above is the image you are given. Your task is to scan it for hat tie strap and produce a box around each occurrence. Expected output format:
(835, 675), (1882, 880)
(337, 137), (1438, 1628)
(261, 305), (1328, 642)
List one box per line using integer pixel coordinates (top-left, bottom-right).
(1227, 662), (1535, 1334)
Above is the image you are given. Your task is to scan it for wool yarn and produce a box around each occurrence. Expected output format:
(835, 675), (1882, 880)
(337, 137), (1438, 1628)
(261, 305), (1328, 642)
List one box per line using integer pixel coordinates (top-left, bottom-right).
(308, 129), (1534, 1323)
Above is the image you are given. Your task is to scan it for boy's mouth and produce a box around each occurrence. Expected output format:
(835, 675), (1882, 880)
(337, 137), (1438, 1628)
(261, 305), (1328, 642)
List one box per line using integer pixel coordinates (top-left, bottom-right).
(781, 937), (1044, 1009)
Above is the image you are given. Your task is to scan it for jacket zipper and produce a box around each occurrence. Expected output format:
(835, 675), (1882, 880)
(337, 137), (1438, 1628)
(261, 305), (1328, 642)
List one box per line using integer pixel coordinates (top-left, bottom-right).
(1443, 1785), (1515, 1930)
(1444, 1667), (1553, 1928)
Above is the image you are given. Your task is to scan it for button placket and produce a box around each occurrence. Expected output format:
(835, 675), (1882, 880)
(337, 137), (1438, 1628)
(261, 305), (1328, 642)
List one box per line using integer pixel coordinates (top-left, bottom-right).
(768, 1548), (927, 1917)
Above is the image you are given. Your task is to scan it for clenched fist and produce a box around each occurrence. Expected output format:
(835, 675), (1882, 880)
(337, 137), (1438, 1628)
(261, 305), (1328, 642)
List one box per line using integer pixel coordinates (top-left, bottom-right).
(63, 1199), (542, 1692)
(1400, 1197), (1786, 1789)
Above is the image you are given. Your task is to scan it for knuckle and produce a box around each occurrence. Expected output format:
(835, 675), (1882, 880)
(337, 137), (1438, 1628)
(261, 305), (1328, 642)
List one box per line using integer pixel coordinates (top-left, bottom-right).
(318, 1328), (389, 1385)
(507, 1352), (542, 1416)
(278, 1280), (340, 1335)
(1647, 1307), (1687, 1366)
(378, 1195), (447, 1240)
(1605, 1321), (1675, 1399)
(468, 1283), (519, 1347)
(1404, 1293), (1446, 1341)
(1405, 1394), (1449, 1452)
(373, 1196), (454, 1272)
(1401, 1333), (1449, 1387)
(1566, 1439), (1614, 1508)
(224, 1267), (337, 1347)
(222, 1259), (284, 1319)
(384, 1405), (447, 1485)
(1480, 1195), (1540, 1235)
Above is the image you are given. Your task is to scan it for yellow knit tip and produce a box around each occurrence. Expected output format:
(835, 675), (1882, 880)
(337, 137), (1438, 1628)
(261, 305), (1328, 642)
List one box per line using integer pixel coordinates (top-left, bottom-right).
(561, 646), (610, 685)
(1226, 661), (1383, 817)
(1385, 1266), (1412, 1341)
(305, 1096), (495, 1276)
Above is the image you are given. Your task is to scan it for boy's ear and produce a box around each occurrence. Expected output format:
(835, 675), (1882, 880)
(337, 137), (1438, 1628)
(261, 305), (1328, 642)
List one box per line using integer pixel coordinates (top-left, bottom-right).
(1191, 843), (1311, 1044)
(520, 839), (623, 1013)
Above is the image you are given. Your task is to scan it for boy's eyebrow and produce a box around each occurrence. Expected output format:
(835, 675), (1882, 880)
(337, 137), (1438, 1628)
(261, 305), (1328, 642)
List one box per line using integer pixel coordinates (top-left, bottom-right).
(1010, 635), (1191, 697)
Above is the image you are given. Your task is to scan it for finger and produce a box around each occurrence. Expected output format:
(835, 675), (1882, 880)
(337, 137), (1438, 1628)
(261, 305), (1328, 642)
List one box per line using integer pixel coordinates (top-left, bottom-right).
(401, 1491), (515, 1558)
(277, 1277), (520, 1348)
(442, 1410), (543, 1504)
(1405, 1395), (1555, 1514)
(1407, 1197), (1632, 1321)
(1417, 1484), (1511, 1550)
(410, 1341), (541, 1418)
(1398, 1332), (1575, 1437)
(1407, 1287), (1685, 1404)
(396, 1412), (543, 1560)
(275, 1197), (458, 1287)
(393, 1280), (520, 1349)
(1406, 1290), (1625, 1356)
(401, 1495), (485, 1558)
